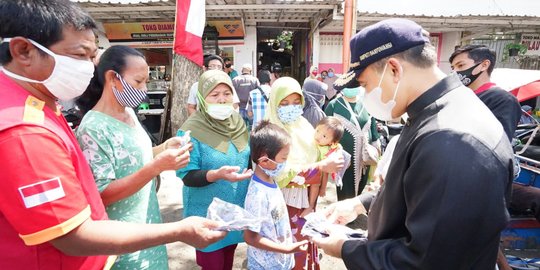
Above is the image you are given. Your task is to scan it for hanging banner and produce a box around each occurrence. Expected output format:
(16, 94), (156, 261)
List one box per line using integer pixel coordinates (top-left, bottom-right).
(103, 22), (175, 48)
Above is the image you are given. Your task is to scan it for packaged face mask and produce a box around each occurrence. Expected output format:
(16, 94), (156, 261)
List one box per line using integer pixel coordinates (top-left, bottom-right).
(178, 130), (191, 147)
(333, 150), (351, 189)
(301, 212), (367, 240)
(207, 197), (264, 232)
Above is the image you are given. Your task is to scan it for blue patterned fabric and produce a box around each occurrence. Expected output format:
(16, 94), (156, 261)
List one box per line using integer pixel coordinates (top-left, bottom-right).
(247, 85), (270, 129)
(176, 129), (250, 252)
(245, 175), (294, 270)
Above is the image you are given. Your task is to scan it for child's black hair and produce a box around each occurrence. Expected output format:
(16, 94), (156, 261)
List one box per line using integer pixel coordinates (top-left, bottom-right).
(317, 116), (344, 143)
(250, 120), (291, 164)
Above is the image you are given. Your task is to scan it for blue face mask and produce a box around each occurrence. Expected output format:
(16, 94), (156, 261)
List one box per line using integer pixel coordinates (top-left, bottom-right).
(277, 104), (303, 124)
(259, 159), (287, 178)
(328, 72), (335, 78)
(342, 87), (360, 98)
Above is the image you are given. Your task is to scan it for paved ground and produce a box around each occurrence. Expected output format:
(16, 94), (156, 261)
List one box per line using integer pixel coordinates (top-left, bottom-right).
(157, 171), (538, 269)
(157, 171), (351, 270)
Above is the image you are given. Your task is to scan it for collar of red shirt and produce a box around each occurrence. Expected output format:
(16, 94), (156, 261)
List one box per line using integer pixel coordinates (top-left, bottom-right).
(474, 82), (496, 95)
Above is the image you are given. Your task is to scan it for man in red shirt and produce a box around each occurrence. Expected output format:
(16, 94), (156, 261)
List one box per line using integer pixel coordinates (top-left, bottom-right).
(0, 1), (225, 269)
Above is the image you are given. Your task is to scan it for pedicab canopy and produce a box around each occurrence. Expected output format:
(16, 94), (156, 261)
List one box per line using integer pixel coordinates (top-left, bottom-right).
(492, 68), (540, 102)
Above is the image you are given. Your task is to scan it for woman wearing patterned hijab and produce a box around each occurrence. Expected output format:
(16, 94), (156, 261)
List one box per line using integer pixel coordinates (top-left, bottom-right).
(177, 70), (252, 270)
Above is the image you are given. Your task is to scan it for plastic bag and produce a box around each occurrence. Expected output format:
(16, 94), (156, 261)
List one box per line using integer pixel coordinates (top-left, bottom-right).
(334, 150), (351, 188)
(207, 197), (264, 232)
(301, 212), (367, 240)
(178, 130), (191, 147)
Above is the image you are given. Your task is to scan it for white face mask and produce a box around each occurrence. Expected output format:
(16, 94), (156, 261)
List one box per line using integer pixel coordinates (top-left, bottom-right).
(207, 103), (234, 120)
(363, 63), (401, 121)
(1, 38), (94, 101)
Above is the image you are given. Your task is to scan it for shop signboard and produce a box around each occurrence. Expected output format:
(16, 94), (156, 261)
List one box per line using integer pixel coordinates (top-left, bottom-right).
(103, 20), (244, 48)
(521, 34), (540, 56)
(103, 22), (175, 48)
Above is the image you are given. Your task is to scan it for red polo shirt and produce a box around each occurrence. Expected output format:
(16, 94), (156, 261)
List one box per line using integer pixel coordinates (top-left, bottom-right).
(473, 82), (497, 95)
(0, 72), (113, 269)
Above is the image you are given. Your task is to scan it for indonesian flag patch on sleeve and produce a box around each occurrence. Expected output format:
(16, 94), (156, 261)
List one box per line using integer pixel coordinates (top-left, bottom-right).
(18, 177), (66, 208)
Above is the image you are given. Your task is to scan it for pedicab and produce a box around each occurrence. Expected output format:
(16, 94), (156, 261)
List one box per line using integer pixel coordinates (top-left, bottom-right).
(492, 69), (540, 264)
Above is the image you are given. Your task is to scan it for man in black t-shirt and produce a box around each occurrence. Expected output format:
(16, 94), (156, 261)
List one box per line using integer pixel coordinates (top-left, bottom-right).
(451, 45), (540, 224)
(450, 45), (521, 141)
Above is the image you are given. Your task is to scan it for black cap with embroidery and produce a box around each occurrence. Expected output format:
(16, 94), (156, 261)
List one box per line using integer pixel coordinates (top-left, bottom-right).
(334, 18), (430, 90)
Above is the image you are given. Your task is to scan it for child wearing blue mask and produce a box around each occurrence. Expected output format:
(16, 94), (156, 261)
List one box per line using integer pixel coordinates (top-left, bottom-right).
(244, 120), (308, 270)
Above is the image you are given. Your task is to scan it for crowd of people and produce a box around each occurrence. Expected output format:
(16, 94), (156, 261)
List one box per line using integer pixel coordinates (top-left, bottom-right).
(1, 0), (539, 270)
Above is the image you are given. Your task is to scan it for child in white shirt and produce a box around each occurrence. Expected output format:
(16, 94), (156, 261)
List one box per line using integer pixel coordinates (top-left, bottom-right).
(244, 120), (308, 270)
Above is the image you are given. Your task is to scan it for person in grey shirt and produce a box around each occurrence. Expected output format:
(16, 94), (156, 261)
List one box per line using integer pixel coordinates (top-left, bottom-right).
(232, 63), (259, 128)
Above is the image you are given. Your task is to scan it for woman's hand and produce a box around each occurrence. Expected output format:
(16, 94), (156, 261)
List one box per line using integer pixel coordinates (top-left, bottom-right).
(164, 131), (192, 149)
(318, 151), (344, 173)
(163, 137), (183, 149)
(151, 143), (191, 174)
(207, 166), (253, 183)
(154, 131), (192, 156)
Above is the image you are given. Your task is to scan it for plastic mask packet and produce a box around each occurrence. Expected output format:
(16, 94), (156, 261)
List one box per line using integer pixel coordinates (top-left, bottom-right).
(334, 149), (352, 188)
(178, 130), (191, 147)
(301, 212), (367, 240)
(207, 197), (264, 232)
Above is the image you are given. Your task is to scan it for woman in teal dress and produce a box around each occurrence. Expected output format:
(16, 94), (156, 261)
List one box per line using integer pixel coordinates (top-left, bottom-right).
(177, 69), (252, 270)
(76, 46), (191, 270)
(325, 87), (381, 200)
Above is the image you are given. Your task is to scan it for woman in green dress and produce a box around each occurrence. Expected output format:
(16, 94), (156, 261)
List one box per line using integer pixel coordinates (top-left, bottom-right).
(76, 45), (190, 270)
(325, 87), (381, 201)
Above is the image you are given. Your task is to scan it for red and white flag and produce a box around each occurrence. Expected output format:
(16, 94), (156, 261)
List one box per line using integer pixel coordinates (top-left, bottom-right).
(173, 0), (206, 66)
(18, 177), (65, 208)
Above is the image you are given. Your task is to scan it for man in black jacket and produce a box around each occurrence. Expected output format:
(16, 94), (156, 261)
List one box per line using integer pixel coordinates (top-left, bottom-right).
(315, 18), (514, 270)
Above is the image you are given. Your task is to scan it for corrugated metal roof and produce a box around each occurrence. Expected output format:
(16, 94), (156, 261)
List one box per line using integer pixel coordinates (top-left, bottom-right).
(75, 0), (341, 29)
(73, 0), (166, 3)
(356, 0), (540, 17)
(73, 0), (540, 38)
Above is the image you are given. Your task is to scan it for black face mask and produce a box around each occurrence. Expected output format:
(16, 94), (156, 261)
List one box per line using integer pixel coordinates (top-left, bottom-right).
(456, 62), (482, 86)
(225, 63), (232, 68)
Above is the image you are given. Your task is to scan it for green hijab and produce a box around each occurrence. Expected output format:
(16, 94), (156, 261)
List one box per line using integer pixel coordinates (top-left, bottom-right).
(181, 70), (248, 154)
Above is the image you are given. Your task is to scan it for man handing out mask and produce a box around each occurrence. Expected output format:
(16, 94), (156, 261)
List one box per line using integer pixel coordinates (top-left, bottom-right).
(314, 18), (514, 270)
(0, 1), (225, 269)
